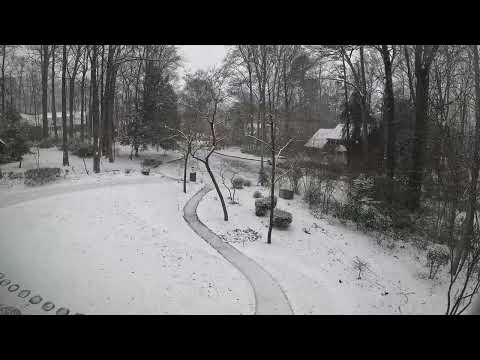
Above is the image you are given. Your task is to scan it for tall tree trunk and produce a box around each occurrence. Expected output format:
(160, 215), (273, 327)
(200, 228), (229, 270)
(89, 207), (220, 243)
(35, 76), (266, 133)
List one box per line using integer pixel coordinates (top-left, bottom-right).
(381, 45), (396, 181)
(51, 45), (58, 139)
(62, 45), (69, 166)
(69, 74), (75, 139)
(91, 46), (100, 173)
(1, 45), (5, 119)
(359, 46), (369, 164)
(88, 77), (92, 141)
(451, 45), (480, 274)
(41, 45), (49, 139)
(80, 65), (86, 142)
(407, 45), (438, 211)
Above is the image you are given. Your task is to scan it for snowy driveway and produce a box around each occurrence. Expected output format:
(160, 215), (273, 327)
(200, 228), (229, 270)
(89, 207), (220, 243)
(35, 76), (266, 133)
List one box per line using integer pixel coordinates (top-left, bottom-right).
(0, 175), (254, 314)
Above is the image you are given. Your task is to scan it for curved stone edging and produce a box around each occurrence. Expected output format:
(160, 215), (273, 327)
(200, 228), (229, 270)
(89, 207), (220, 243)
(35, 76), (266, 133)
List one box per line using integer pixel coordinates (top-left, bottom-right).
(183, 186), (293, 315)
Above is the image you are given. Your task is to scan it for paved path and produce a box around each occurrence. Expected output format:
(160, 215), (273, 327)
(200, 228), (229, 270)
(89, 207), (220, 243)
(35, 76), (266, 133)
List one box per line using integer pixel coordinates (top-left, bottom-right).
(183, 186), (293, 315)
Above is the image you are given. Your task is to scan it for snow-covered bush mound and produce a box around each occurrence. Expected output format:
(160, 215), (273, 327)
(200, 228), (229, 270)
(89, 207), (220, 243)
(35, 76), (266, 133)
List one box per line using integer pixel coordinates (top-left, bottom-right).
(255, 196), (277, 216)
(253, 190), (263, 198)
(272, 209), (293, 229)
(218, 228), (262, 244)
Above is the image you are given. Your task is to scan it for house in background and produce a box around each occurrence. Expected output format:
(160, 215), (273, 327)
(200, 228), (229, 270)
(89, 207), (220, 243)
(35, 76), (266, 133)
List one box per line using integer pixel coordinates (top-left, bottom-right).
(304, 123), (347, 165)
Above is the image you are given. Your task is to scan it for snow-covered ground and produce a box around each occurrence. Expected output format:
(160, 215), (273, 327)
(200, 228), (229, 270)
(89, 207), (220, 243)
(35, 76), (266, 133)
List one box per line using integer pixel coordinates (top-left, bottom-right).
(197, 184), (450, 314)
(0, 144), (453, 314)
(0, 177), (255, 314)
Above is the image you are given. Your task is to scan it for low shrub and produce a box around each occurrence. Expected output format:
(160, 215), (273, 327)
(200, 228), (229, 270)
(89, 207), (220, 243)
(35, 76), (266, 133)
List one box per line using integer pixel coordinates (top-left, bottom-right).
(253, 190), (263, 198)
(142, 158), (163, 168)
(427, 244), (450, 280)
(243, 179), (252, 187)
(8, 172), (23, 179)
(304, 184), (323, 207)
(232, 176), (244, 189)
(272, 209), (293, 229)
(24, 167), (61, 186)
(255, 196), (277, 216)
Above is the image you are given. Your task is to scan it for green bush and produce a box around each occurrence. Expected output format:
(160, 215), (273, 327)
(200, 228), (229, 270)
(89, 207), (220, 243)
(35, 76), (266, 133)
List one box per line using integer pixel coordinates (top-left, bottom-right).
(272, 209), (293, 228)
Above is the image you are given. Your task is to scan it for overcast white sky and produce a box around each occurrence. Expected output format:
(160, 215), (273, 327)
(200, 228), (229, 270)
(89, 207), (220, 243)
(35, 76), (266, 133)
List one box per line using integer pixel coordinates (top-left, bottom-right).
(177, 45), (229, 82)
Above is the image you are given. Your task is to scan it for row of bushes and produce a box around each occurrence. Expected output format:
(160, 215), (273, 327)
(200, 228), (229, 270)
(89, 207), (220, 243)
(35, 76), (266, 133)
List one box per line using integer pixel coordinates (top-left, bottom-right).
(253, 192), (292, 228)
(24, 167), (61, 186)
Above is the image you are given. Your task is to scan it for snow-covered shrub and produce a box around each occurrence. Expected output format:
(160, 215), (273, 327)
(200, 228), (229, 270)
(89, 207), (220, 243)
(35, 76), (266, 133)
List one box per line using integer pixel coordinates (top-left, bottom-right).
(24, 167), (61, 186)
(304, 183), (323, 207)
(232, 176), (244, 189)
(272, 209), (293, 229)
(243, 179), (252, 187)
(255, 196), (277, 216)
(427, 244), (450, 279)
(218, 228), (262, 244)
(8, 171), (23, 179)
(142, 158), (162, 168)
(253, 190), (263, 198)
(125, 168), (133, 174)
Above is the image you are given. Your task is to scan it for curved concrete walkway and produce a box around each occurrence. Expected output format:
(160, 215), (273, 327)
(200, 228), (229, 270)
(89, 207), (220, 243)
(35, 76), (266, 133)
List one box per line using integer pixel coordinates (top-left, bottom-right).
(183, 186), (293, 315)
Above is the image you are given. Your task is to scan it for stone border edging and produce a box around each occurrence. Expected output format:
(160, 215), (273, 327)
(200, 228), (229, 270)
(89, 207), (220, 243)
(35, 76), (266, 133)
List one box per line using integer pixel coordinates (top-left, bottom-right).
(183, 185), (293, 315)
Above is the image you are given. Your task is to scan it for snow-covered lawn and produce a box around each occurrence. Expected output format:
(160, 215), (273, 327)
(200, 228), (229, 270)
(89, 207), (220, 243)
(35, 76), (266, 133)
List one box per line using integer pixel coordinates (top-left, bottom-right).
(0, 177), (255, 314)
(197, 184), (450, 314)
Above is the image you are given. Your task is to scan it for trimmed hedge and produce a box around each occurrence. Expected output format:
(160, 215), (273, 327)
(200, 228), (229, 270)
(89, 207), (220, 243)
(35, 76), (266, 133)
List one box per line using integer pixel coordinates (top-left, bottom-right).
(253, 190), (263, 199)
(255, 196), (277, 216)
(24, 167), (61, 186)
(272, 209), (293, 229)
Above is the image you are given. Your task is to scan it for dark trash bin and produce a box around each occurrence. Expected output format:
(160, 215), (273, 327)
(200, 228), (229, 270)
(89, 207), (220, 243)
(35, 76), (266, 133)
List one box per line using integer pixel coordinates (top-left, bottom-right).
(190, 172), (196, 182)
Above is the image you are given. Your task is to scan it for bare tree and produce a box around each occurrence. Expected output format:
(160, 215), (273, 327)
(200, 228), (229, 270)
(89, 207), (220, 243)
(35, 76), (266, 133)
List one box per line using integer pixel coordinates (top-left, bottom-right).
(51, 45), (58, 139)
(41, 45), (49, 138)
(61, 45), (69, 166)
(190, 67), (229, 221)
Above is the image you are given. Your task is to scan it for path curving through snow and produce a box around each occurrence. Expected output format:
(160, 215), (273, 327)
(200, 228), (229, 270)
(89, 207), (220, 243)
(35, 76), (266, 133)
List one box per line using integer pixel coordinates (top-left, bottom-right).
(183, 186), (293, 315)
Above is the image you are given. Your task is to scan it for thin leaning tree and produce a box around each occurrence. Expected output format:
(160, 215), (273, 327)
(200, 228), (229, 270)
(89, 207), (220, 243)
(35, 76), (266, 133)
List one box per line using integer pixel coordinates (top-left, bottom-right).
(189, 67), (229, 221)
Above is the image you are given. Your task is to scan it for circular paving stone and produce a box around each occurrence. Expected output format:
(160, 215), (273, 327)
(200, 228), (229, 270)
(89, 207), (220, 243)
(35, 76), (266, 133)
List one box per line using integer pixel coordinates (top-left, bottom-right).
(18, 290), (31, 299)
(0, 273), (4, 279)
(29, 295), (42, 305)
(42, 302), (55, 312)
(0, 305), (22, 315)
(0, 279), (11, 287)
(56, 307), (70, 315)
(8, 284), (19, 292)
